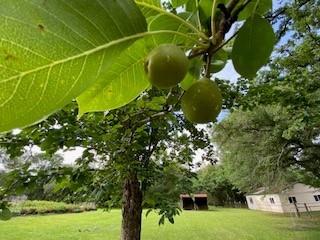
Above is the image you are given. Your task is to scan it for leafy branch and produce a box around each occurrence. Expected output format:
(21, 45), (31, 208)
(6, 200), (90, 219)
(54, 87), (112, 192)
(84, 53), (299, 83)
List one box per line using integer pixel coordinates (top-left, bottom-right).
(202, 0), (252, 77)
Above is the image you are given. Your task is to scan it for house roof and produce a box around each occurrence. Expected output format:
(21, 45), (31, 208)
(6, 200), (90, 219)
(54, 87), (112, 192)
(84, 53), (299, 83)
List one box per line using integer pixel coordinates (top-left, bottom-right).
(245, 183), (320, 196)
(251, 188), (266, 195)
(180, 193), (207, 198)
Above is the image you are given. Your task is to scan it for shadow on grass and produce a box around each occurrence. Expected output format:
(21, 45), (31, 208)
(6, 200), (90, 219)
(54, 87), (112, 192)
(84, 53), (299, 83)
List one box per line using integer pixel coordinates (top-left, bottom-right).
(280, 222), (320, 232)
(207, 206), (249, 212)
(276, 214), (320, 232)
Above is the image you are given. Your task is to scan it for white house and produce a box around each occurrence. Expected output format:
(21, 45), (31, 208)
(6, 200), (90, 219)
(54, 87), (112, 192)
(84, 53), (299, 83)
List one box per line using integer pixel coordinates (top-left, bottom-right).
(246, 183), (320, 213)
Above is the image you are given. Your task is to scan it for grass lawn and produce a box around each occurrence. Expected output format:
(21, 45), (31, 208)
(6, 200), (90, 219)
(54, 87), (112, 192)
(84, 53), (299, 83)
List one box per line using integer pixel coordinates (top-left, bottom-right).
(0, 208), (319, 240)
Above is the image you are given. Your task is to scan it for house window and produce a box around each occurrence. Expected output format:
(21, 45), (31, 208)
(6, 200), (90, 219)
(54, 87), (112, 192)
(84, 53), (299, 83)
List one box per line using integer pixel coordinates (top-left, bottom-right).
(269, 198), (275, 204)
(314, 195), (320, 202)
(288, 196), (297, 204)
(249, 197), (253, 204)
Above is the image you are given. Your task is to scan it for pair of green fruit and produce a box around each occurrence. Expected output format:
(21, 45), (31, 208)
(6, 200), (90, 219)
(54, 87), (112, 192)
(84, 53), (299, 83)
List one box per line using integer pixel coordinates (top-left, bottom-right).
(144, 44), (222, 124)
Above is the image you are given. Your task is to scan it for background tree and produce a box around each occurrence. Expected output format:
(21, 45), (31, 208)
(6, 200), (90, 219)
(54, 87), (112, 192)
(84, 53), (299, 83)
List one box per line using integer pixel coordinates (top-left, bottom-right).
(0, 92), (214, 239)
(193, 165), (245, 206)
(213, 0), (320, 192)
(144, 162), (195, 224)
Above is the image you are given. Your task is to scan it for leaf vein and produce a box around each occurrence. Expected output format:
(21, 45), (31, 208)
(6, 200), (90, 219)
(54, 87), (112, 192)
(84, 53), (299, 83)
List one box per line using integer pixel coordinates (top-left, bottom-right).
(57, 55), (88, 105)
(60, 0), (111, 42)
(0, 15), (84, 52)
(21, 0), (97, 47)
(96, 0), (126, 37)
(0, 38), (53, 62)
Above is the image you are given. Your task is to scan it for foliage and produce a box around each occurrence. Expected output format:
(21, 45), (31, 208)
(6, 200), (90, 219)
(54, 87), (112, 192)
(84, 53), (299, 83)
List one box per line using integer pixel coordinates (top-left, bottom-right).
(1, 152), (63, 171)
(193, 165), (245, 205)
(0, 152), (74, 201)
(144, 162), (195, 224)
(212, 0), (320, 192)
(0, 0), (148, 132)
(0, 2), (279, 238)
(232, 14), (275, 79)
(0, 96), (214, 222)
(213, 106), (302, 192)
(0, 0), (276, 133)
(9, 200), (96, 216)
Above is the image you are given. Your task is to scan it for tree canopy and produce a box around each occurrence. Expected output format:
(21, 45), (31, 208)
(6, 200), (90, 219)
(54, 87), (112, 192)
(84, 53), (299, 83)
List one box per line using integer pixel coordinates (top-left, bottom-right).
(0, 0), (284, 239)
(213, 0), (320, 192)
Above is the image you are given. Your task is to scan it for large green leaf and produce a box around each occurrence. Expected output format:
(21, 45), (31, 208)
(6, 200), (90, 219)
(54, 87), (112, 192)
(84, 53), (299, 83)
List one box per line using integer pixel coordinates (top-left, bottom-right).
(231, 14), (275, 79)
(136, 0), (204, 38)
(77, 12), (200, 115)
(180, 73), (197, 90)
(238, 0), (272, 20)
(171, 0), (188, 8)
(0, 0), (147, 133)
(147, 14), (199, 46)
(136, 0), (162, 18)
(77, 39), (151, 115)
(186, 0), (197, 12)
(199, 0), (227, 20)
(210, 49), (228, 73)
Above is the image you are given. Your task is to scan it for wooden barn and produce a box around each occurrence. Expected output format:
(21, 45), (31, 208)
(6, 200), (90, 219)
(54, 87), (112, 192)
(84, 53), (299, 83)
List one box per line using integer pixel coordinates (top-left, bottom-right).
(180, 193), (208, 210)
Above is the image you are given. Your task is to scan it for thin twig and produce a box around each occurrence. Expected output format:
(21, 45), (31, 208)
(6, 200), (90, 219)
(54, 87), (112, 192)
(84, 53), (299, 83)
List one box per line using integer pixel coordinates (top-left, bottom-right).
(226, 0), (240, 12)
(211, 27), (240, 55)
(188, 48), (207, 59)
(205, 53), (212, 78)
(231, 0), (252, 20)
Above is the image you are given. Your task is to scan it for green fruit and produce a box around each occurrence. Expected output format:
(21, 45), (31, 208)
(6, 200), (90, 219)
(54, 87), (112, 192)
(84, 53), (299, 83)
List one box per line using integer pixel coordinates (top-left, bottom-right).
(181, 78), (222, 123)
(0, 207), (11, 221)
(144, 44), (189, 89)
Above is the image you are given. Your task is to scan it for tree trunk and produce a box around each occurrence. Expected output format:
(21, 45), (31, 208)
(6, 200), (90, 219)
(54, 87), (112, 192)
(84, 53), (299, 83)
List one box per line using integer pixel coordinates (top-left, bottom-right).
(121, 173), (143, 240)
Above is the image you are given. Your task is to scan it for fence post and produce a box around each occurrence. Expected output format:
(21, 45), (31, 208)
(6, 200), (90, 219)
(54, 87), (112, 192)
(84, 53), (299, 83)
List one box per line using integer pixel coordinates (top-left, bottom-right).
(304, 203), (312, 217)
(293, 202), (300, 218)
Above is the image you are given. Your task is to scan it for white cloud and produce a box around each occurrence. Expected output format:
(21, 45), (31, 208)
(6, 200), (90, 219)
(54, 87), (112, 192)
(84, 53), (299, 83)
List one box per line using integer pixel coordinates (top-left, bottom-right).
(57, 147), (84, 165)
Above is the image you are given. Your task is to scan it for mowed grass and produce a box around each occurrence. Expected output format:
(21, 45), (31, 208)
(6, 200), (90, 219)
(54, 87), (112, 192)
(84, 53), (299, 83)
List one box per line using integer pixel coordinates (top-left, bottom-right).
(0, 208), (319, 240)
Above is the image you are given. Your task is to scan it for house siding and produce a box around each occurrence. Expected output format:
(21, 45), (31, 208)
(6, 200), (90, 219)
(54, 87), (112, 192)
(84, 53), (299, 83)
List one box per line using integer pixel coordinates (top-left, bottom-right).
(246, 194), (284, 213)
(280, 184), (320, 213)
(246, 183), (320, 213)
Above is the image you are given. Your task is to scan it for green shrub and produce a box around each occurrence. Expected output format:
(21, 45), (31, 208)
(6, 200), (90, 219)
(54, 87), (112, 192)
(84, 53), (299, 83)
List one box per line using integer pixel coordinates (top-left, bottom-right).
(9, 200), (96, 216)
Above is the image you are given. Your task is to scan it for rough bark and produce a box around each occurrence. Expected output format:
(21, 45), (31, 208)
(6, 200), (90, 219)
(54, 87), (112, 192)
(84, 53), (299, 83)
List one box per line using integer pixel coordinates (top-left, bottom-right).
(121, 173), (143, 240)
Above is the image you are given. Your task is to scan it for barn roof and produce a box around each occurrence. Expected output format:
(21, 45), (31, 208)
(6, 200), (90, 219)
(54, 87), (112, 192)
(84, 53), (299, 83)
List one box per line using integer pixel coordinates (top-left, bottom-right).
(180, 193), (208, 198)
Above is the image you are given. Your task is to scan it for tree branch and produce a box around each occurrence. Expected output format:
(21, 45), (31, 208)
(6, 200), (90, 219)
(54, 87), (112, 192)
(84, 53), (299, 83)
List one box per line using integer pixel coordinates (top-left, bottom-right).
(266, 0), (311, 22)
(211, 28), (240, 55)
(205, 53), (212, 78)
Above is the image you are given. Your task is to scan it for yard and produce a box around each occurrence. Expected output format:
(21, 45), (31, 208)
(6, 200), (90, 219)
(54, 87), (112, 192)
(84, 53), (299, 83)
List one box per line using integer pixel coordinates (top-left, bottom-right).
(0, 208), (319, 240)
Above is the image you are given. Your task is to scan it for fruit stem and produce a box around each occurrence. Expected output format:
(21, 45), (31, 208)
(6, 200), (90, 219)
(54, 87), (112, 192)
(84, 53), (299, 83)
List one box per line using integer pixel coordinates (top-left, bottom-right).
(195, 0), (203, 32)
(188, 48), (207, 59)
(210, 28), (240, 55)
(211, 0), (219, 42)
(193, 0), (253, 78)
(226, 0), (241, 13)
(205, 52), (212, 78)
(207, 0), (253, 57)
